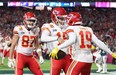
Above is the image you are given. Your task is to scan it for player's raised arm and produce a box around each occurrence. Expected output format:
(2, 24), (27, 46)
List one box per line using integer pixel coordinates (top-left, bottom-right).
(92, 34), (112, 54)
(41, 24), (59, 42)
(92, 33), (116, 58)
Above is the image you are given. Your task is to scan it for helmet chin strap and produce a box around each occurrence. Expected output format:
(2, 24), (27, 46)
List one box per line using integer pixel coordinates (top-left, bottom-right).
(25, 25), (34, 31)
(24, 19), (37, 30)
(57, 21), (67, 29)
(56, 16), (67, 29)
(27, 25), (34, 29)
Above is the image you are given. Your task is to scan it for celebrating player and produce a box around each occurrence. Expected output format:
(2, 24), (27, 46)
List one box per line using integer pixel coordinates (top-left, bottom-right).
(50, 12), (116, 75)
(41, 7), (72, 75)
(8, 12), (44, 75)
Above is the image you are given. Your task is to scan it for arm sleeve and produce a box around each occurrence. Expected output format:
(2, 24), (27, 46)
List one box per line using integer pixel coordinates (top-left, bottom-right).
(58, 32), (76, 50)
(41, 30), (58, 42)
(92, 34), (113, 55)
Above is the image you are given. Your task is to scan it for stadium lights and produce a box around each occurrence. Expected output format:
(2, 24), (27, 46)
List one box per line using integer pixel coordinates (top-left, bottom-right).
(0, 2), (3, 6)
(35, 6), (44, 10)
(7, 2), (116, 8)
(110, 2), (116, 8)
(96, 2), (110, 8)
(81, 2), (90, 7)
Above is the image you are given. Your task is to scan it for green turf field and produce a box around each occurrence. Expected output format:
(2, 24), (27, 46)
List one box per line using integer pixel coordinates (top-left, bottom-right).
(0, 58), (116, 73)
(0, 58), (50, 70)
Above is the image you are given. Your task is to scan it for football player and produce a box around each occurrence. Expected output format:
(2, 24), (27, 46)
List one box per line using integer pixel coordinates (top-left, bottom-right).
(92, 46), (102, 73)
(41, 7), (72, 75)
(0, 37), (4, 65)
(0, 35), (11, 65)
(96, 38), (111, 73)
(95, 48), (108, 73)
(8, 12), (44, 75)
(50, 12), (116, 75)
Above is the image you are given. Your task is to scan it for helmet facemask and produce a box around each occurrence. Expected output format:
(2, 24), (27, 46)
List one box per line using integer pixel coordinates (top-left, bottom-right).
(56, 15), (67, 29)
(24, 18), (37, 29)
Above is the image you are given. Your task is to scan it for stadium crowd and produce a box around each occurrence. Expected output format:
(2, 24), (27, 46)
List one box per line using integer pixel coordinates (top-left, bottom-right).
(0, 6), (116, 63)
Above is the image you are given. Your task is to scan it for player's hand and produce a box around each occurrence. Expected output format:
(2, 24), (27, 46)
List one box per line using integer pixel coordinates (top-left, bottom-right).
(8, 58), (15, 68)
(58, 37), (64, 44)
(91, 45), (95, 51)
(95, 57), (101, 63)
(57, 32), (64, 44)
(39, 56), (44, 64)
(111, 53), (116, 59)
(49, 47), (59, 59)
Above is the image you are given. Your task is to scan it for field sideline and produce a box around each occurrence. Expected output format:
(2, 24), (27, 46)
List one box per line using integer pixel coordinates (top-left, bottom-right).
(0, 58), (116, 74)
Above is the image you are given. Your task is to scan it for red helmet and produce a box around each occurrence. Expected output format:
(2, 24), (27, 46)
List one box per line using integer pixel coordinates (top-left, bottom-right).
(23, 12), (37, 29)
(51, 7), (67, 27)
(66, 12), (82, 26)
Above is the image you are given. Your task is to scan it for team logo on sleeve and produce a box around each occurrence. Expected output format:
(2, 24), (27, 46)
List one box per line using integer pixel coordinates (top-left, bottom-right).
(53, 29), (57, 32)
(21, 32), (25, 34)
(19, 26), (23, 30)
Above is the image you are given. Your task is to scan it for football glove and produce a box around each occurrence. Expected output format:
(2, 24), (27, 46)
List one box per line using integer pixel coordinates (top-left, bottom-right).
(91, 45), (95, 51)
(111, 53), (116, 59)
(8, 59), (15, 68)
(49, 47), (59, 59)
(39, 56), (44, 64)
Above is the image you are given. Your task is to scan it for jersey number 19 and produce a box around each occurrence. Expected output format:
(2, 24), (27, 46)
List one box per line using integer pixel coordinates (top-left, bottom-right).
(79, 30), (92, 49)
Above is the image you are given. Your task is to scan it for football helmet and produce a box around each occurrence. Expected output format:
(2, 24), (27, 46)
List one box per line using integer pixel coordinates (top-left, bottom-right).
(66, 12), (82, 26)
(51, 7), (67, 28)
(23, 12), (37, 29)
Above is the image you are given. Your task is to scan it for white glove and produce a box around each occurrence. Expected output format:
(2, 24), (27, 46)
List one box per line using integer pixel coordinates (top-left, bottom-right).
(39, 56), (44, 64)
(8, 59), (15, 68)
(95, 55), (101, 63)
